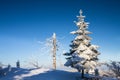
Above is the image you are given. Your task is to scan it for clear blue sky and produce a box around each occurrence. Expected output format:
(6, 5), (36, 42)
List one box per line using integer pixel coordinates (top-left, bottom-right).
(0, 0), (120, 67)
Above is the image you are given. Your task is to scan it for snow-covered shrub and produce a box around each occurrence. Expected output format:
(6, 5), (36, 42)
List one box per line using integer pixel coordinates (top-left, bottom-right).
(107, 61), (120, 78)
(0, 62), (4, 76)
(97, 61), (120, 79)
(16, 60), (20, 68)
(0, 64), (12, 76)
(0, 62), (3, 69)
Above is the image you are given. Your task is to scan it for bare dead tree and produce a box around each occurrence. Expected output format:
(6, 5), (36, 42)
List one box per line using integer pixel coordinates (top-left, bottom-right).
(52, 33), (57, 70)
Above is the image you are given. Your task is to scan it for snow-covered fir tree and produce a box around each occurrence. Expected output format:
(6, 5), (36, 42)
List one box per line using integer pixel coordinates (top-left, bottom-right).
(64, 10), (100, 73)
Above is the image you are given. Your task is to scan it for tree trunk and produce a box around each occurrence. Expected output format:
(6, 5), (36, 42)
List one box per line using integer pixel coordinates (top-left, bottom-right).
(81, 68), (84, 78)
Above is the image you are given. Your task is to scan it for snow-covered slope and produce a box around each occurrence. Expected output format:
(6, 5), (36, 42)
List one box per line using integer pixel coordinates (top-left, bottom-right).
(0, 67), (119, 80)
(0, 68), (80, 80)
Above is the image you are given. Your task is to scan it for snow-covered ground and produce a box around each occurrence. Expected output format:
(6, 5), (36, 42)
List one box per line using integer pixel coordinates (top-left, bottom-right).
(0, 67), (119, 80)
(0, 67), (80, 80)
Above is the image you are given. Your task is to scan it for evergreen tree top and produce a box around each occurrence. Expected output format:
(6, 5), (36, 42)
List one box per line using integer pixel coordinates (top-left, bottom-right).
(77, 9), (85, 22)
(74, 10), (89, 30)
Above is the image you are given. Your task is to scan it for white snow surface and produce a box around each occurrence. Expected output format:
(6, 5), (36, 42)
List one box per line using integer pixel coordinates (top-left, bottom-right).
(0, 67), (119, 80)
(0, 67), (80, 80)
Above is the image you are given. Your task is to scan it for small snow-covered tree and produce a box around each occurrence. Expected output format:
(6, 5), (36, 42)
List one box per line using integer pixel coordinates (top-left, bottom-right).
(64, 10), (100, 74)
(0, 62), (3, 69)
(16, 60), (20, 68)
(8, 64), (11, 72)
